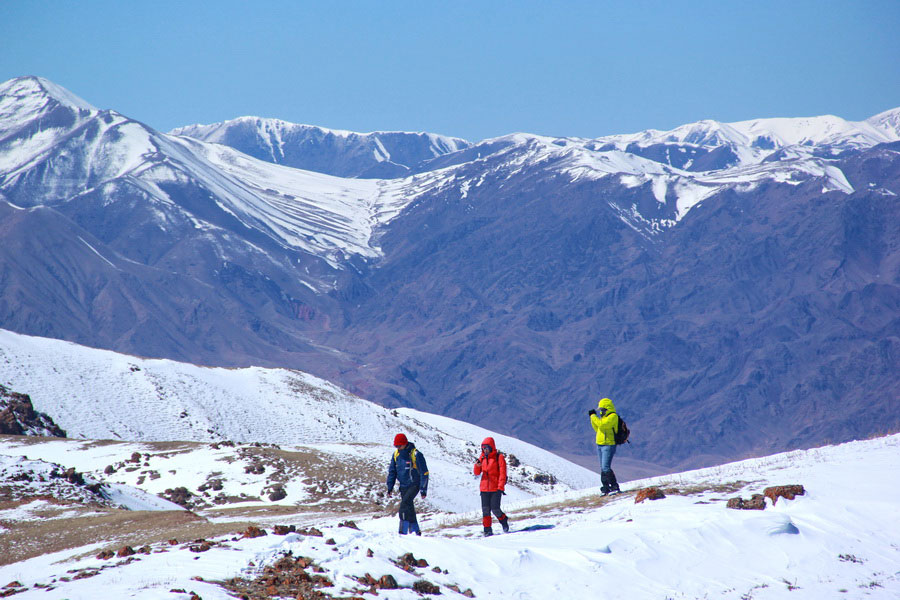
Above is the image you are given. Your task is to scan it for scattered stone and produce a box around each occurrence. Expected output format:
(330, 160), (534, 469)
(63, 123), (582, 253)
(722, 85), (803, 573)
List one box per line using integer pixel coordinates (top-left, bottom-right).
(189, 542), (212, 553)
(532, 473), (557, 485)
(433, 566), (442, 573)
(764, 485), (805, 505)
(169, 590), (186, 594)
(366, 548), (374, 558)
(168, 539), (179, 545)
(267, 484), (287, 501)
(129, 452), (142, 463)
(117, 546), (136, 557)
(220, 554), (331, 599)
(162, 487), (194, 508)
(726, 494), (767, 510)
(96, 550), (114, 560)
(241, 526), (267, 539)
(339, 520), (360, 530)
(138, 545), (152, 555)
(244, 463), (265, 475)
(72, 570), (99, 580)
(325, 538), (337, 545)
(104, 465), (116, 475)
(3, 583), (22, 589)
(462, 588), (476, 597)
(417, 558), (429, 568)
(378, 574), (399, 589)
(273, 524), (296, 535)
(634, 487), (666, 503)
(413, 580), (441, 594)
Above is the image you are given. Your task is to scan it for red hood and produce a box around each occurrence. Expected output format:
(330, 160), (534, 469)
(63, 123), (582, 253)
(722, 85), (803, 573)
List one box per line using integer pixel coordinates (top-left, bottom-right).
(481, 437), (496, 451)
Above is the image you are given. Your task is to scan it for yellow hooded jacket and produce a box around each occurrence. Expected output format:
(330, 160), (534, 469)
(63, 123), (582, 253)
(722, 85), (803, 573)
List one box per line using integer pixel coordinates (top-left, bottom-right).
(590, 397), (619, 446)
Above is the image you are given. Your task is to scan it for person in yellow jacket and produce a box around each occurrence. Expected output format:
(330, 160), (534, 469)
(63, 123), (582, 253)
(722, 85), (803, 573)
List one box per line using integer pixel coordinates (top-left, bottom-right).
(589, 397), (621, 495)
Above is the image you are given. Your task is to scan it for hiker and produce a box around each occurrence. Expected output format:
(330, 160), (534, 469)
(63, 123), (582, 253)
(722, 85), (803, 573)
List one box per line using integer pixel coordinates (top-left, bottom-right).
(386, 433), (429, 535)
(474, 436), (509, 536)
(589, 397), (621, 495)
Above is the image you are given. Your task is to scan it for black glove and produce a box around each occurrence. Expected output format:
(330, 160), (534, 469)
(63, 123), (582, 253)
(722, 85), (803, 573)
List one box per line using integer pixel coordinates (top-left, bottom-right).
(588, 409), (596, 416)
(501, 490), (506, 495)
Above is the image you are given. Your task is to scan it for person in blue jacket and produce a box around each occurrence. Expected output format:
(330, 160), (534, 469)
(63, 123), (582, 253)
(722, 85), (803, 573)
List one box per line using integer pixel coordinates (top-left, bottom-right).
(387, 433), (429, 535)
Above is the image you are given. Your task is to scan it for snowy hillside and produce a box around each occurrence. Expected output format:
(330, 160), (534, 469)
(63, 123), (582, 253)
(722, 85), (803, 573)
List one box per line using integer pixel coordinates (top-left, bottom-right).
(1, 429), (897, 598)
(0, 328), (597, 508)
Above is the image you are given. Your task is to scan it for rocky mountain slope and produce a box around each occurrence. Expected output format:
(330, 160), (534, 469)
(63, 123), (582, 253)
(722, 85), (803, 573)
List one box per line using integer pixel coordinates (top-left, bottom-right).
(1, 75), (898, 471)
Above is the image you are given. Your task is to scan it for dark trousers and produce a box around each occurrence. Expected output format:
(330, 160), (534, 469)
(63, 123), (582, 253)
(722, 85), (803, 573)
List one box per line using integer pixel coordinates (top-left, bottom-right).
(398, 485), (419, 525)
(480, 491), (508, 530)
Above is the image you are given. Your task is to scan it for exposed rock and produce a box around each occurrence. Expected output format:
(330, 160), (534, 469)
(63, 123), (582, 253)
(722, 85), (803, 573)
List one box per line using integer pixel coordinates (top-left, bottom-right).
(267, 484), (287, 501)
(378, 574), (399, 589)
(0, 384), (66, 437)
(272, 524), (296, 535)
(241, 526), (267, 539)
(532, 473), (557, 485)
(634, 487), (666, 503)
(116, 546), (136, 557)
(413, 580), (441, 594)
(162, 487), (194, 508)
(764, 485), (805, 505)
(726, 494), (767, 510)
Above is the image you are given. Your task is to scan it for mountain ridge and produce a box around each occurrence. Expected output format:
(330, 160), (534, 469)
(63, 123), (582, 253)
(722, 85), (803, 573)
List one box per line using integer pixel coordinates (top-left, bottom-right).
(1, 75), (898, 472)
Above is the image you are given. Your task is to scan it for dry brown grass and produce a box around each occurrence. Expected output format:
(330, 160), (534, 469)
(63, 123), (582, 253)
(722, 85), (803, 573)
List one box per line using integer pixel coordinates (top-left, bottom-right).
(0, 508), (257, 566)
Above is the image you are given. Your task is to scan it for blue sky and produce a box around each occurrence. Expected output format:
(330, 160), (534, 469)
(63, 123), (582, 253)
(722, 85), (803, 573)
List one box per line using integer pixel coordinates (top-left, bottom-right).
(2, 1), (898, 141)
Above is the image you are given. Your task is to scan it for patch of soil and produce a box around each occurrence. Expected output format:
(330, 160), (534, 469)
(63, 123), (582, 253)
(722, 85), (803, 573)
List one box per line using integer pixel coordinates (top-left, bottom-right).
(0, 509), (257, 566)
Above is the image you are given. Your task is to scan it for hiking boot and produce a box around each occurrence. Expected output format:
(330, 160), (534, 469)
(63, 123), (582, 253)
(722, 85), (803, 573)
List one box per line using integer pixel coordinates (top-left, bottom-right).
(600, 472), (610, 495)
(607, 471), (620, 495)
(408, 520), (421, 536)
(483, 527), (493, 537)
(500, 518), (510, 533)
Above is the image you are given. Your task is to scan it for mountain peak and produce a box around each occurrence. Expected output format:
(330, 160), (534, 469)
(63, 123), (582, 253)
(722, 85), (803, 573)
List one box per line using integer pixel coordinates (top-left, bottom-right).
(0, 76), (96, 112)
(866, 106), (900, 138)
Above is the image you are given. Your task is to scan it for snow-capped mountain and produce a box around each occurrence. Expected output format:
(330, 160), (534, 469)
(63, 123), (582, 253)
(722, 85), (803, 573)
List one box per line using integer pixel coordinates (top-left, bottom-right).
(171, 116), (471, 178)
(0, 76), (414, 266)
(1, 75), (898, 474)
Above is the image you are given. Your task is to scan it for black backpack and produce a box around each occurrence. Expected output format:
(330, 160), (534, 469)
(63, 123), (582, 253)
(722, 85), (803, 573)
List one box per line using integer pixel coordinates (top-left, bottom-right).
(614, 416), (630, 445)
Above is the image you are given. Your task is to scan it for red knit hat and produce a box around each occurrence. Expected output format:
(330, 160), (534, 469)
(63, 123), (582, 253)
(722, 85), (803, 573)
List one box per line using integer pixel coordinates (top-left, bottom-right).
(393, 433), (408, 447)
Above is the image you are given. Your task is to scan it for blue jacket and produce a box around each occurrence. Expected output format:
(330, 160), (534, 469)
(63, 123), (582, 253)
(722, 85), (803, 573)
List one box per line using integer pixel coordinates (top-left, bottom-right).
(387, 443), (429, 495)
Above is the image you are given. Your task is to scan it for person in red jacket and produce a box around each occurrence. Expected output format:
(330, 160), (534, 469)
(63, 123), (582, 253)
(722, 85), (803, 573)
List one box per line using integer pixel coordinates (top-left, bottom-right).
(473, 436), (509, 536)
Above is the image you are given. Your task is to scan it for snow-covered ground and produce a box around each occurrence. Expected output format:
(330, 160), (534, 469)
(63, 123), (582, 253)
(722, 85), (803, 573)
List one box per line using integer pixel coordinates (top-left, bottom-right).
(0, 328), (597, 509)
(1, 434), (897, 599)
